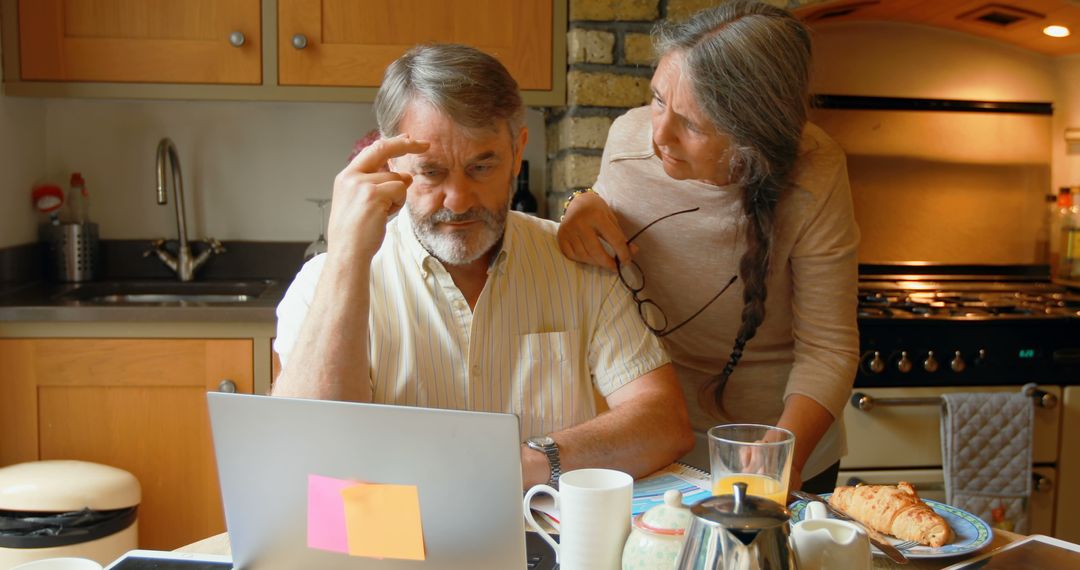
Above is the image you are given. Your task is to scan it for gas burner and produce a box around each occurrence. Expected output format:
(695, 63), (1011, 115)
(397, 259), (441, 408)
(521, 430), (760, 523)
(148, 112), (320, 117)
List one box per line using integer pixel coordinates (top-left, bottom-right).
(857, 283), (1080, 320)
(858, 306), (892, 318)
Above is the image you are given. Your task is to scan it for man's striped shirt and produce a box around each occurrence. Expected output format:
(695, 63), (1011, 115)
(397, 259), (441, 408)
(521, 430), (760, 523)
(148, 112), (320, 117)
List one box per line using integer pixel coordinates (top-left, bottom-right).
(274, 211), (669, 438)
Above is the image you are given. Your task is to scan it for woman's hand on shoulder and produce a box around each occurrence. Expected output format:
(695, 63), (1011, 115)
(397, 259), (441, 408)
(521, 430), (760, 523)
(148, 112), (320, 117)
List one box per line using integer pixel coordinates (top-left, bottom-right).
(556, 190), (636, 272)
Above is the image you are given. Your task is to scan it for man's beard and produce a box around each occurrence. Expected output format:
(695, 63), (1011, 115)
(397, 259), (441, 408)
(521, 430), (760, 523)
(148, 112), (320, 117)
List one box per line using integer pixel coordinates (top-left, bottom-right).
(408, 194), (509, 266)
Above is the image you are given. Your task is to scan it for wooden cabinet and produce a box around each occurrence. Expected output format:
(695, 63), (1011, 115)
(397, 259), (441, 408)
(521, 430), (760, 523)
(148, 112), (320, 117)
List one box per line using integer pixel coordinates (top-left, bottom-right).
(1057, 386), (1080, 542)
(0, 338), (254, 550)
(17, 0), (261, 84)
(2, 0), (565, 104)
(278, 0), (552, 89)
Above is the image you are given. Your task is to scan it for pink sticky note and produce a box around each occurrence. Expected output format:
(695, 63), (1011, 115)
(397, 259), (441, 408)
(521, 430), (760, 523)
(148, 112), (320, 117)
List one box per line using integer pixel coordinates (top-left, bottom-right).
(307, 474), (356, 553)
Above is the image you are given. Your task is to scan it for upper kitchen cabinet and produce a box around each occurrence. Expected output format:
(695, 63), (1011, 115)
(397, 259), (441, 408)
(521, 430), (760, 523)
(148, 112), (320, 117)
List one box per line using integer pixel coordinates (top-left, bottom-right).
(17, 0), (262, 84)
(279, 0), (552, 90)
(2, 0), (566, 105)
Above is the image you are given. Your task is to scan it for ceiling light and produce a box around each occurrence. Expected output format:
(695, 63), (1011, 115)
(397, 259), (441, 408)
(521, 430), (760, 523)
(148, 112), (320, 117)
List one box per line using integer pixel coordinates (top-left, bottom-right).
(1043, 25), (1071, 37)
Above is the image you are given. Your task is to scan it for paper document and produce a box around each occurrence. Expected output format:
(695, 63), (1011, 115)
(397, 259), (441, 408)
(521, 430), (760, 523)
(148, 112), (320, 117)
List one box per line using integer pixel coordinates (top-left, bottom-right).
(527, 463), (711, 524)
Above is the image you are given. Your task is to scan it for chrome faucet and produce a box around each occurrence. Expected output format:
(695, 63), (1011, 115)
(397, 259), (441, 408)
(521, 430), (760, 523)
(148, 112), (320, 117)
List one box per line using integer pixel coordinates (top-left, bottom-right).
(146, 137), (225, 281)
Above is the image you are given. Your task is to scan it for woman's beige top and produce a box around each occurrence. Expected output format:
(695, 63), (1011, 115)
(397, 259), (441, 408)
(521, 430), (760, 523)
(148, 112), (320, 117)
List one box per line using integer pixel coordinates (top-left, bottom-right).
(594, 107), (860, 477)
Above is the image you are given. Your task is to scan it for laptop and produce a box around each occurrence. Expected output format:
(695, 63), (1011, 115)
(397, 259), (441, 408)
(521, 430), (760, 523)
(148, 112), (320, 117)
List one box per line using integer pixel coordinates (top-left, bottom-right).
(207, 392), (555, 569)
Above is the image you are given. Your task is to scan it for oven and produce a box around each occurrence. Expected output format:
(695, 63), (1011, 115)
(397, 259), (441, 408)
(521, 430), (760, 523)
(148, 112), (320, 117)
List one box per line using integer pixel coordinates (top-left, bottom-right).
(841, 264), (1080, 538)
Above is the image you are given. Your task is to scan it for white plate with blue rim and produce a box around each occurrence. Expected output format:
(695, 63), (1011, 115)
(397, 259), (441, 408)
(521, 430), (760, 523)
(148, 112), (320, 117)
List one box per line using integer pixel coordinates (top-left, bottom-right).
(788, 493), (993, 559)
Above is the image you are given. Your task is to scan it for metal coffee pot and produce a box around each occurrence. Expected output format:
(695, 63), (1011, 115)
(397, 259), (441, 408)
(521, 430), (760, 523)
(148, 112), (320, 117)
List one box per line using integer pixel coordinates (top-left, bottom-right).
(675, 482), (797, 570)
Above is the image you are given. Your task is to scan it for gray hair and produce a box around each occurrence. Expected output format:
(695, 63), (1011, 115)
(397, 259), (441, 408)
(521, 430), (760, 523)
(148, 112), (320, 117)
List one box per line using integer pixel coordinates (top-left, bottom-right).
(374, 43), (525, 143)
(653, 0), (814, 413)
(653, 0), (811, 184)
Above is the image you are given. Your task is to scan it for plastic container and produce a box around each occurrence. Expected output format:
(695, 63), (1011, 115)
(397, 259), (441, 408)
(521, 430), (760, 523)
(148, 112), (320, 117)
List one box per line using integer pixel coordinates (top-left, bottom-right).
(0, 461), (140, 567)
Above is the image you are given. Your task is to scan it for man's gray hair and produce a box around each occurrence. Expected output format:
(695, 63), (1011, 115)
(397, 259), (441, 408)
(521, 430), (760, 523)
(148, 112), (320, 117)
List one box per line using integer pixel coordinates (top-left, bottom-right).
(374, 43), (525, 142)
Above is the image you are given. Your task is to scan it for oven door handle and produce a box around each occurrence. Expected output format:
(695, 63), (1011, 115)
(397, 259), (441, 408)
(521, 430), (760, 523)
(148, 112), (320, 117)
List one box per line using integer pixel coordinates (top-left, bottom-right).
(850, 387), (1058, 411)
(844, 473), (1054, 493)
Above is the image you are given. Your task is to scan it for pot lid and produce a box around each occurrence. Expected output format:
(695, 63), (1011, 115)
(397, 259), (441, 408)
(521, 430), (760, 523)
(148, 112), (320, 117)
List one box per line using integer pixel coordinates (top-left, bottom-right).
(635, 489), (691, 535)
(0, 460), (140, 511)
(689, 482), (789, 530)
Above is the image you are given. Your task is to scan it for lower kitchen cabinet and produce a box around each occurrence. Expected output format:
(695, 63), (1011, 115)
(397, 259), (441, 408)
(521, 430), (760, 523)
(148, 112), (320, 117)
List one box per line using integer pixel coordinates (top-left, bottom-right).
(1057, 386), (1080, 542)
(0, 338), (254, 550)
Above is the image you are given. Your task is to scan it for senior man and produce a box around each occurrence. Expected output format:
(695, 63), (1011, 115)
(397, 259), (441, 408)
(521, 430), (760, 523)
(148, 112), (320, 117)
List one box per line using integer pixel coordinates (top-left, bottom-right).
(272, 43), (693, 488)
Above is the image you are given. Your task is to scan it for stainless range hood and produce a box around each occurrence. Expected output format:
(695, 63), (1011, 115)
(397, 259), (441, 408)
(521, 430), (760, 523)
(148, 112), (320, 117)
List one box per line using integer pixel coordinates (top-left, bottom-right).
(808, 96), (1053, 266)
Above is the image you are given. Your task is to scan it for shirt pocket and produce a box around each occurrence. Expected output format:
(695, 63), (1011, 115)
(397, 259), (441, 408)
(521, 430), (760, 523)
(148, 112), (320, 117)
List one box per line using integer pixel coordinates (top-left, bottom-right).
(513, 330), (591, 438)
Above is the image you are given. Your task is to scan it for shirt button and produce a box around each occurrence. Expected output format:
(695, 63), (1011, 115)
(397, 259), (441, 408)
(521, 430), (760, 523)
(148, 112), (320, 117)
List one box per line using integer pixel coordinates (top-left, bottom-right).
(455, 300), (467, 311)
(471, 365), (481, 378)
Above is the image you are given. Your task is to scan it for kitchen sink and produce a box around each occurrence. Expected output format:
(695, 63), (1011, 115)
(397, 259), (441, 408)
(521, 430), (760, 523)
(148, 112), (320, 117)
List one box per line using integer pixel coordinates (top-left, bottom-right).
(54, 279), (276, 305)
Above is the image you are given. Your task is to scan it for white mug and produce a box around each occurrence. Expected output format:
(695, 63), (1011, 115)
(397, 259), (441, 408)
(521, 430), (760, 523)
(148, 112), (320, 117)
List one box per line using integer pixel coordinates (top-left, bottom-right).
(524, 468), (633, 570)
(791, 502), (873, 570)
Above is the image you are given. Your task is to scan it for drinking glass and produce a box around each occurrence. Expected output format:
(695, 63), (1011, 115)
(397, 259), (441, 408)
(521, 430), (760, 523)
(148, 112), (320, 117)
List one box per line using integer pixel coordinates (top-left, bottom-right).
(708, 423), (794, 505)
(303, 198), (331, 261)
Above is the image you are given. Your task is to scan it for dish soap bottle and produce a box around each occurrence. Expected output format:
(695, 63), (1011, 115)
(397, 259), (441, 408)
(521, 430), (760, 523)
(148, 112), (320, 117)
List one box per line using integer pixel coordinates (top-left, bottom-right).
(69, 172), (90, 224)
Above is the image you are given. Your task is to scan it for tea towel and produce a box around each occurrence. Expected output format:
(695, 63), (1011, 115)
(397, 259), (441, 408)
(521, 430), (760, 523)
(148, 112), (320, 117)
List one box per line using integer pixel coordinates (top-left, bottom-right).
(940, 384), (1034, 534)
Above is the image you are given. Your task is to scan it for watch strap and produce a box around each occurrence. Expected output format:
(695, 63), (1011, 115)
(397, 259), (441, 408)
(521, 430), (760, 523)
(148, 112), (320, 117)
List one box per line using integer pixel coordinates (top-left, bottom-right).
(527, 438), (562, 487)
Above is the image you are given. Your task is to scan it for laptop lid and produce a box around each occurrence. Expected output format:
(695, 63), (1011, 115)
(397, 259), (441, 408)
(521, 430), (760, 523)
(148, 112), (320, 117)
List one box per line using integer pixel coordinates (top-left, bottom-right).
(207, 393), (528, 569)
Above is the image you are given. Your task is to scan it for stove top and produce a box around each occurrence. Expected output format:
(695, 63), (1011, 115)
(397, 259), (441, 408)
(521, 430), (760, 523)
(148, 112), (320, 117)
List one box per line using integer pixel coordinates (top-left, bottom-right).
(856, 264), (1080, 321)
(858, 286), (1080, 320)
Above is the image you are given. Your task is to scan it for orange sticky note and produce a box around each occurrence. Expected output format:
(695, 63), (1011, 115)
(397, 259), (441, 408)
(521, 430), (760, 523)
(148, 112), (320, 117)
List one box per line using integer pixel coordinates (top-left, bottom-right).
(340, 483), (426, 561)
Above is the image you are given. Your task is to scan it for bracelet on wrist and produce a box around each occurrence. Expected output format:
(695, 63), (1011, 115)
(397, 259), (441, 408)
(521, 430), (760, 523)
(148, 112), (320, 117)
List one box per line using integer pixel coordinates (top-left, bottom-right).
(560, 187), (594, 222)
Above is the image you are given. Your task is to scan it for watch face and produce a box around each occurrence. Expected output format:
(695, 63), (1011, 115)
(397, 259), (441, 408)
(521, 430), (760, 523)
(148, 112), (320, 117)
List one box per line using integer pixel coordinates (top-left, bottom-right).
(529, 436), (555, 447)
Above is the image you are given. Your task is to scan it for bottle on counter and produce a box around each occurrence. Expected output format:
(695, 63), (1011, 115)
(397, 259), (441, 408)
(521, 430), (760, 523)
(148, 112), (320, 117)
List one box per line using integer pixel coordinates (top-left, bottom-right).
(1049, 189), (1071, 276)
(1059, 187), (1080, 280)
(68, 172), (91, 224)
(511, 160), (538, 216)
(1037, 192), (1056, 265)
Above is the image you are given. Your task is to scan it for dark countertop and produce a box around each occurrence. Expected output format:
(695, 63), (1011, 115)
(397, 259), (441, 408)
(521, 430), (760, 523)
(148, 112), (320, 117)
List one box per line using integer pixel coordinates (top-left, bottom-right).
(0, 240), (304, 323)
(0, 278), (288, 322)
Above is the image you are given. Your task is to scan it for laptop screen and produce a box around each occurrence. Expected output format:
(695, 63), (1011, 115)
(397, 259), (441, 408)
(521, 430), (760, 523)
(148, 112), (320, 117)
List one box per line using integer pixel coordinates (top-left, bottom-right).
(207, 393), (530, 570)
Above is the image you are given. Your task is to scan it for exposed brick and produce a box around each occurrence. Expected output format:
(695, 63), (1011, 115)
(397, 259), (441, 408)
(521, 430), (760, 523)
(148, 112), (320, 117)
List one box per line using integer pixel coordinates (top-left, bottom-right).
(623, 32), (654, 65)
(571, 0), (660, 21)
(551, 115), (613, 152)
(546, 194), (570, 222)
(551, 154), (603, 193)
(567, 29), (615, 64)
(567, 71), (651, 108)
(667, 0), (792, 21)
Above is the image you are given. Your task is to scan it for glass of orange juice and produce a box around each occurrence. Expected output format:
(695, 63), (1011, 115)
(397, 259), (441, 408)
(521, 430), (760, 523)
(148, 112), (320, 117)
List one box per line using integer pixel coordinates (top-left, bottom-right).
(708, 424), (794, 506)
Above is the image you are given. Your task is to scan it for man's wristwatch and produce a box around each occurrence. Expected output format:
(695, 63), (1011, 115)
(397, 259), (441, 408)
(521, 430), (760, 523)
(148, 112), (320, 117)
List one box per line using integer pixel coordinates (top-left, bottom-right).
(525, 435), (562, 487)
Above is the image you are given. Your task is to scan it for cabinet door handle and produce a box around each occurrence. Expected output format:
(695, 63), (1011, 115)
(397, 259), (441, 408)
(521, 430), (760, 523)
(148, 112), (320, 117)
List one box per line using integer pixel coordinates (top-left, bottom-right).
(218, 379), (238, 393)
(229, 31), (246, 47)
(292, 34), (309, 50)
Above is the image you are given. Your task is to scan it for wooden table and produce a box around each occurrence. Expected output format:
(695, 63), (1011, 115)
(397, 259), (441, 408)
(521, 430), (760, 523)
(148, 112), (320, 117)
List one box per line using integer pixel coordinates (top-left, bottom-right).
(179, 529), (1025, 569)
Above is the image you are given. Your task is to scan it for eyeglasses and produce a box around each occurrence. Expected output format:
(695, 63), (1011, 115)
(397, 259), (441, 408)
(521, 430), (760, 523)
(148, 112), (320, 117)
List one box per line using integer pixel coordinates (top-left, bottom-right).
(617, 207), (738, 337)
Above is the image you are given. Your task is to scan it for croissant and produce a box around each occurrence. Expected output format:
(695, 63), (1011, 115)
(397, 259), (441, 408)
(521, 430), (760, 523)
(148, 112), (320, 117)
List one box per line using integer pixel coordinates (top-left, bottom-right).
(829, 482), (953, 548)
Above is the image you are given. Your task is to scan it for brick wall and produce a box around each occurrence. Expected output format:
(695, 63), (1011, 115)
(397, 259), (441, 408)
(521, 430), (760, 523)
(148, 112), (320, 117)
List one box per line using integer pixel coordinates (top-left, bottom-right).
(542, 0), (826, 218)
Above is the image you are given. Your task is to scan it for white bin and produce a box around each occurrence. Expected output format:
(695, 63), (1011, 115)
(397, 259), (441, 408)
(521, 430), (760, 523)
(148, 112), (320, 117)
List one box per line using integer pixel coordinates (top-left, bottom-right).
(0, 461), (140, 567)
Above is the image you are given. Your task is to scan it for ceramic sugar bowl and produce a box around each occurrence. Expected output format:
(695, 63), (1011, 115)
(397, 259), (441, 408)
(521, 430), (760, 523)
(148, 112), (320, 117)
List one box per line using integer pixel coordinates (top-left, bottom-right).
(622, 490), (691, 570)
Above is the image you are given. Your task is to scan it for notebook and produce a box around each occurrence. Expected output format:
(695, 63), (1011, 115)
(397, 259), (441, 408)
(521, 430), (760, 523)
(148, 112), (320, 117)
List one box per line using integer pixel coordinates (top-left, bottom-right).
(207, 392), (553, 569)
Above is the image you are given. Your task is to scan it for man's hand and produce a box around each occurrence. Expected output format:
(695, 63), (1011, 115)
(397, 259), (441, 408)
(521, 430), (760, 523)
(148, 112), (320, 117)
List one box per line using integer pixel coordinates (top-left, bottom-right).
(556, 191), (636, 272)
(328, 134), (429, 262)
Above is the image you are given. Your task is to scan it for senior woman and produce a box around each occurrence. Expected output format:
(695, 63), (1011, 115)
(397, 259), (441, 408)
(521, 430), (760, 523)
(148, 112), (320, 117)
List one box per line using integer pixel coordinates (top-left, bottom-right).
(558, 0), (859, 494)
